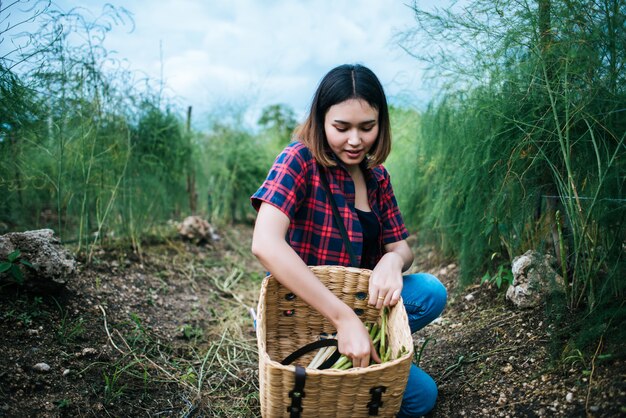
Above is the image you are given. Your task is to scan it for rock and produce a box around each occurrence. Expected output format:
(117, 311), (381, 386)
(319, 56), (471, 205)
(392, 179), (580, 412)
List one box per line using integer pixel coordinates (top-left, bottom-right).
(566, 392), (574, 403)
(33, 363), (51, 373)
(506, 250), (564, 309)
(589, 405), (599, 412)
(62, 369), (70, 377)
(81, 347), (98, 356)
(176, 216), (220, 244)
(464, 293), (475, 302)
(497, 393), (507, 406)
(502, 363), (513, 373)
(0, 229), (76, 290)
(431, 316), (445, 325)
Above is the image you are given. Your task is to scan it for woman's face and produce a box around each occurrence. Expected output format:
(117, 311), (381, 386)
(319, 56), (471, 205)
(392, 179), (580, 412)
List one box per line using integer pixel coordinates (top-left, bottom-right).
(324, 98), (379, 173)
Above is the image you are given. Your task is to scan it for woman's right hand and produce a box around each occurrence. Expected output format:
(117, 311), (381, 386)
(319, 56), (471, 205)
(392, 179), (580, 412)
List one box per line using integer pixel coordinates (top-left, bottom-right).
(336, 314), (381, 368)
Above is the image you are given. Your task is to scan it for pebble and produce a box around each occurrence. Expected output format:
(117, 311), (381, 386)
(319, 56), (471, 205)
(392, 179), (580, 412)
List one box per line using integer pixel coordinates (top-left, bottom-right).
(63, 369), (71, 377)
(566, 392), (574, 403)
(497, 393), (507, 406)
(464, 293), (475, 302)
(589, 406), (599, 412)
(33, 363), (51, 373)
(26, 329), (39, 336)
(502, 363), (513, 373)
(81, 347), (98, 356)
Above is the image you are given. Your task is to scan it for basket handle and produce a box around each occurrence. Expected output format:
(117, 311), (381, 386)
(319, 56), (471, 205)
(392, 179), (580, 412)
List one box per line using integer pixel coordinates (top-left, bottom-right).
(280, 339), (341, 370)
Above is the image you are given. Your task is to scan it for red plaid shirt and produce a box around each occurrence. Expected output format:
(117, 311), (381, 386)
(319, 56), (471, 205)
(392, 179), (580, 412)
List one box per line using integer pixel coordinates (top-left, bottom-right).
(251, 141), (409, 268)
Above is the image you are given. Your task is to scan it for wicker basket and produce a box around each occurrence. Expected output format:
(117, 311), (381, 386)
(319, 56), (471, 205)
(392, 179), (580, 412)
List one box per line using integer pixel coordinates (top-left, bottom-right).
(257, 266), (414, 418)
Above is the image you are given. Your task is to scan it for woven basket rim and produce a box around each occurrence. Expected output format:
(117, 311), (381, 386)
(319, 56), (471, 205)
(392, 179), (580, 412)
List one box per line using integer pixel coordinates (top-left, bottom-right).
(258, 350), (413, 375)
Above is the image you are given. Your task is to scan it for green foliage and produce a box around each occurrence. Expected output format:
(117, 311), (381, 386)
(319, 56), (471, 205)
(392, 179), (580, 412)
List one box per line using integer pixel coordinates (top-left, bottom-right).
(257, 103), (298, 154)
(0, 3), (200, 256)
(54, 298), (86, 345)
(480, 264), (514, 289)
(3, 296), (47, 326)
(400, 0), (625, 356)
(385, 106), (422, 228)
(414, 337), (436, 367)
(56, 399), (71, 409)
(0, 250), (33, 284)
(103, 366), (128, 405)
(200, 116), (273, 224)
(180, 324), (203, 341)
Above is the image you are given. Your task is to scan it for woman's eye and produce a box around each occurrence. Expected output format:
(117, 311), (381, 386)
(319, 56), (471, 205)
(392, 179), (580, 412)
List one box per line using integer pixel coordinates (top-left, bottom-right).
(361, 126), (374, 132)
(335, 127), (348, 132)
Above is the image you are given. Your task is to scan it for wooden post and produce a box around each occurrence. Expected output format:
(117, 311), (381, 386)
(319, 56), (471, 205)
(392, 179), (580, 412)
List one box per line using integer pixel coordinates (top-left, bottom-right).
(186, 105), (198, 214)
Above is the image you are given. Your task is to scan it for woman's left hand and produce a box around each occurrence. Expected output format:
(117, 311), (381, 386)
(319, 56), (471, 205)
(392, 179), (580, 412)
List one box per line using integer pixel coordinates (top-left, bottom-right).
(368, 251), (404, 309)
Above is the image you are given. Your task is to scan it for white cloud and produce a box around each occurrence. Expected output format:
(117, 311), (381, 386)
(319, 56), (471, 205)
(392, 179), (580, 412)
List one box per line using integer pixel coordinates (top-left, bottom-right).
(9, 0), (448, 126)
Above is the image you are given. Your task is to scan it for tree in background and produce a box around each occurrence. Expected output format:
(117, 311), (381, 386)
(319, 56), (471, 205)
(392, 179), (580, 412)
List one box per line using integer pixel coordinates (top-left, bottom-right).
(257, 103), (298, 154)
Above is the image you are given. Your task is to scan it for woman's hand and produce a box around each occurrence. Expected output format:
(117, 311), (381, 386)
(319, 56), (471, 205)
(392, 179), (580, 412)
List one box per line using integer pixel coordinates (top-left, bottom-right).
(368, 252), (404, 309)
(336, 313), (381, 368)
(368, 240), (414, 309)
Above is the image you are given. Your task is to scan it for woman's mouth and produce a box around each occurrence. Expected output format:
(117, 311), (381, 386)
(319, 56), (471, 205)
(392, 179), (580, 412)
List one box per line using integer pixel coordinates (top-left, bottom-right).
(345, 149), (363, 159)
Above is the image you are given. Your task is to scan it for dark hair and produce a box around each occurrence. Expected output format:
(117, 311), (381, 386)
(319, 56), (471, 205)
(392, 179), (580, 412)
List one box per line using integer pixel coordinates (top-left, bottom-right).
(297, 64), (391, 168)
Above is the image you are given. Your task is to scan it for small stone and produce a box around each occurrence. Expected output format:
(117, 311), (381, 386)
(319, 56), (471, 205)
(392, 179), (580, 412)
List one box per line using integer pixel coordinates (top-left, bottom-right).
(81, 347), (98, 356)
(497, 393), (507, 406)
(502, 363), (513, 373)
(566, 392), (574, 403)
(431, 316), (445, 325)
(26, 329), (39, 336)
(464, 293), (475, 302)
(33, 363), (51, 373)
(62, 369), (70, 377)
(589, 406), (599, 412)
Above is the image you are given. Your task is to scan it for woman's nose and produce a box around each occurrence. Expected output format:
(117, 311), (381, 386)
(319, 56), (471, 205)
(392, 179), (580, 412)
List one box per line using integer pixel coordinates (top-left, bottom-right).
(347, 129), (361, 145)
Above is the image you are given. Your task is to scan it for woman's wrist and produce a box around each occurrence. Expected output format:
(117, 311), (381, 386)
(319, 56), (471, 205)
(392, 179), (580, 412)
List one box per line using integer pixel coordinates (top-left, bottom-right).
(380, 251), (404, 270)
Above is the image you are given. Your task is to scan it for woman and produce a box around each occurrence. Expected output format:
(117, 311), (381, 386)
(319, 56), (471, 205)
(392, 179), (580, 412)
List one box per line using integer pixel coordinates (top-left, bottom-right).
(251, 64), (447, 417)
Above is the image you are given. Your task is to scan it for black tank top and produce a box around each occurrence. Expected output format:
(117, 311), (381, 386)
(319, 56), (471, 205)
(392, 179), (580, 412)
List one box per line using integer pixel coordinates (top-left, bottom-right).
(356, 208), (380, 269)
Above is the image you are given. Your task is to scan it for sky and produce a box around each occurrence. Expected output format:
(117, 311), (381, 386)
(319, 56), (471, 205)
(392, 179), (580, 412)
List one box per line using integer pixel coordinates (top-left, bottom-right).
(2, 0), (449, 128)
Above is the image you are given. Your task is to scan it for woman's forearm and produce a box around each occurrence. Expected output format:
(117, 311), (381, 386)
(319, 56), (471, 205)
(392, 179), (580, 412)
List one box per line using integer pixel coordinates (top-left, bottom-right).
(383, 240), (414, 272)
(251, 205), (355, 329)
(254, 238), (355, 327)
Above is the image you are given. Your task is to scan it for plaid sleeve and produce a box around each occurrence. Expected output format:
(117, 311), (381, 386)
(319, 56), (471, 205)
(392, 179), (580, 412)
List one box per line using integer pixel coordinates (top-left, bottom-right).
(377, 167), (409, 244)
(251, 142), (310, 219)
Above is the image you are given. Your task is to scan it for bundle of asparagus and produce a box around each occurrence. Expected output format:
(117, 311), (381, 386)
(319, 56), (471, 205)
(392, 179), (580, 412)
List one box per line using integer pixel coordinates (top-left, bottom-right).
(307, 307), (408, 370)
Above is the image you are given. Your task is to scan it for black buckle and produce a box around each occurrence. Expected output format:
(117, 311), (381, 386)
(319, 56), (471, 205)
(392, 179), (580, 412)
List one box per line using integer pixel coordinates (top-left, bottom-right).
(367, 386), (387, 415)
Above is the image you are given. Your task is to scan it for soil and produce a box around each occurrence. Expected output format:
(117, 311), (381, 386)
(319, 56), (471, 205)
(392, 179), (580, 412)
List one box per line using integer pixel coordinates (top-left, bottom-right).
(0, 224), (624, 417)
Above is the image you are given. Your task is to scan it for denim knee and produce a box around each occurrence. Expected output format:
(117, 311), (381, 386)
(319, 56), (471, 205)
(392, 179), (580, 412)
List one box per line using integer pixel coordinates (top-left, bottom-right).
(397, 364), (438, 417)
(402, 273), (448, 333)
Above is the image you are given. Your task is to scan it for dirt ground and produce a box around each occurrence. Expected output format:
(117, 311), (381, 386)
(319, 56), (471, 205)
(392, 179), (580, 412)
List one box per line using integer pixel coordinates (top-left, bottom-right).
(0, 224), (624, 417)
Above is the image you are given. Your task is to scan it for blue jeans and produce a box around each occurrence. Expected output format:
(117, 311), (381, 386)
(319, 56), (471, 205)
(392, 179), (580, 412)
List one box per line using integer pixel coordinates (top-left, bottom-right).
(397, 273), (447, 418)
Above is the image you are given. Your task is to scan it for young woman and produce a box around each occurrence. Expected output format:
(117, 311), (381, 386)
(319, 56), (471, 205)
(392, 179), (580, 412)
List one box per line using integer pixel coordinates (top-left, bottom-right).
(251, 64), (447, 417)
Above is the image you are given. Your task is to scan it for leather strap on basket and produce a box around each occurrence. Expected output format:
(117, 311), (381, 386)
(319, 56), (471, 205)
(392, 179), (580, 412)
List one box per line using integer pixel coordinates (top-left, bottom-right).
(281, 339), (342, 417)
(280, 339), (340, 370)
(367, 385), (387, 416)
(287, 365), (306, 418)
(318, 164), (359, 267)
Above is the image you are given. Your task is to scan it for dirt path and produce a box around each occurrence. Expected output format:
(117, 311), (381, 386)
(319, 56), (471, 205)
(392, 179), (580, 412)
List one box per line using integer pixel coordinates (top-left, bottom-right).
(0, 225), (623, 417)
